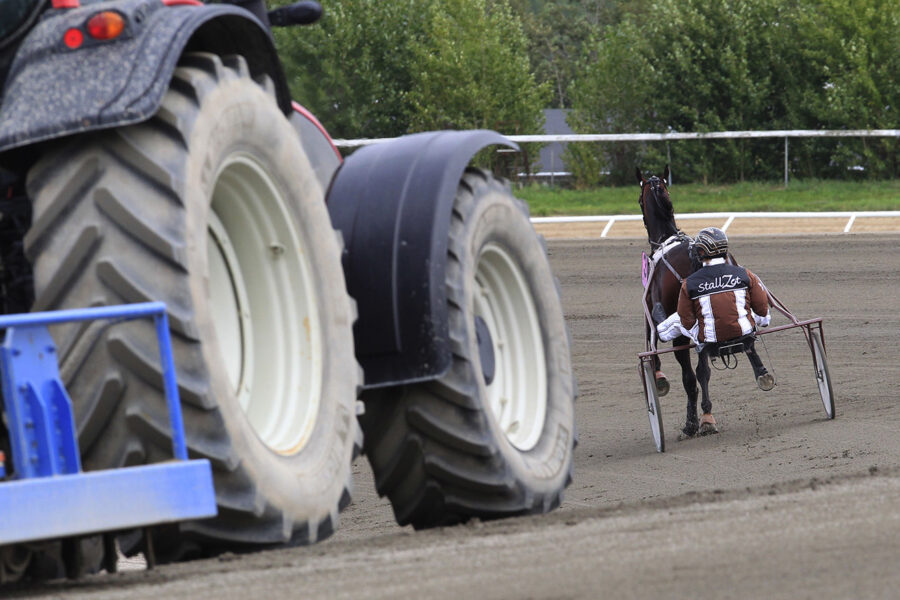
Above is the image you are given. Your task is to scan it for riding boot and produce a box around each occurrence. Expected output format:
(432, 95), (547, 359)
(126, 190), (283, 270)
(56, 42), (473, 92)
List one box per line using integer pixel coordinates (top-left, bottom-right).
(746, 343), (775, 391)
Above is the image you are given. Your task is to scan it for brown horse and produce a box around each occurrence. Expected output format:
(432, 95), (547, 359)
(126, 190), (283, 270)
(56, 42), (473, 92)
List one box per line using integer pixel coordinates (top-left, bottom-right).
(636, 167), (709, 437)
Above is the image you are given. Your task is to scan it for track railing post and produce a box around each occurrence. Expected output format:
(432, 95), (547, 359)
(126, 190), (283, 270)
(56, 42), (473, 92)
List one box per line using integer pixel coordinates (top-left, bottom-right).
(784, 137), (789, 187)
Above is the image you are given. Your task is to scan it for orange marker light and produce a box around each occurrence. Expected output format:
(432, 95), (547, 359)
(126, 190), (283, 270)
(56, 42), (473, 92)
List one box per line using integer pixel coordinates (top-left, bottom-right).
(86, 11), (125, 40)
(63, 28), (84, 49)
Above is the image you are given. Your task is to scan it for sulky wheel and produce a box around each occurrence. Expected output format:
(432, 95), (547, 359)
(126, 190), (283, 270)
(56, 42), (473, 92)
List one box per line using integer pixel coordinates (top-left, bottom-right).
(24, 52), (360, 560)
(360, 168), (576, 528)
(810, 331), (835, 419)
(641, 360), (665, 453)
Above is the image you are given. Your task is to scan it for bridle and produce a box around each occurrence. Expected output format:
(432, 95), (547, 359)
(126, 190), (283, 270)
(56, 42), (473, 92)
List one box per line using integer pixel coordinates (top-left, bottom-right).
(639, 176), (675, 251)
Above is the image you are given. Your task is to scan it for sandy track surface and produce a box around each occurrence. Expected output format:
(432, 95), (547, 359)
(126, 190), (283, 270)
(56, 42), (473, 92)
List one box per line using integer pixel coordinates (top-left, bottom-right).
(534, 216), (900, 239)
(12, 472), (900, 600)
(11, 234), (900, 599)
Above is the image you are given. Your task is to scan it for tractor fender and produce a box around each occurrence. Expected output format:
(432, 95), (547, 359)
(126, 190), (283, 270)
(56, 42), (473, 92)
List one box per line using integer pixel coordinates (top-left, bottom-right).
(326, 130), (518, 389)
(0, 0), (290, 155)
(290, 102), (342, 193)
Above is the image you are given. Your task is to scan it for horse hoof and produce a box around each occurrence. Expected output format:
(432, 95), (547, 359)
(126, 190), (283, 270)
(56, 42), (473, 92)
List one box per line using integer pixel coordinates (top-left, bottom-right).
(655, 372), (670, 396)
(679, 423), (698, 439)
(698, 422), (719, 436)
(757, 372), (776, 391)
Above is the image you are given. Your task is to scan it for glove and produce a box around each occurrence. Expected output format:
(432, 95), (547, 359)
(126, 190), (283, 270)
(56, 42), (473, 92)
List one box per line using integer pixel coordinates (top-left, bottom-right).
(656, 313), (681, 342)
(657, 313), (697, 343)
(753, 312), (771, 328)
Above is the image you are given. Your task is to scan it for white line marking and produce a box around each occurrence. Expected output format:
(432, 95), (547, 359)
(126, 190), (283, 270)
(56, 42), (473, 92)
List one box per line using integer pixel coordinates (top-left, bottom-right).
(600, 218), (615, 238)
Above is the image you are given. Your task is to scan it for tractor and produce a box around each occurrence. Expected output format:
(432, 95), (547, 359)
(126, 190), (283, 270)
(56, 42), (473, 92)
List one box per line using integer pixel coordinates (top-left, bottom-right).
(0, 0), (576, 580)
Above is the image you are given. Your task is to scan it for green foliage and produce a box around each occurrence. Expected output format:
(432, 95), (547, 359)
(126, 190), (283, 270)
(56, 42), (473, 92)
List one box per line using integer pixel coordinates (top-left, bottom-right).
(506, 1), (615, 108)
(567, 0), (900, 185)
(274, 0), (548, 143)
(566, 21), (655, 185)
(273, 1), (428, 139)
(505, 1), (652, 108)
(407, 0), (549, 134)
(516, 179), (900, 216)
(273, 0), (899, 185)
(787, 0), (900, 177)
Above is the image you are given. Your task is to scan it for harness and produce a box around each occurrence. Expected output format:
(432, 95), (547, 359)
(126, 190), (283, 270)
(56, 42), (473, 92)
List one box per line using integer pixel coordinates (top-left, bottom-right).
(651, 233), (692, 284)
(707, 335), (755, 369)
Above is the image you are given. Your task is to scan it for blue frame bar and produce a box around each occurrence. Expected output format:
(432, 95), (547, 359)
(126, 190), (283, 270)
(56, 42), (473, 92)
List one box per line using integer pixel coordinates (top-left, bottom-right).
(0, 302), (218, 545)
(0, 302), (188, 463)
(0, 460), (216, 545)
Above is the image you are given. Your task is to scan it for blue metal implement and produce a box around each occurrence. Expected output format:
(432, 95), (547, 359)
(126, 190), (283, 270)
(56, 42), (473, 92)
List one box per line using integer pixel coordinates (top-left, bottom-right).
(0, 302), (217, 545)
(1, 325), (82, 479)
(0, 461), (215, 545)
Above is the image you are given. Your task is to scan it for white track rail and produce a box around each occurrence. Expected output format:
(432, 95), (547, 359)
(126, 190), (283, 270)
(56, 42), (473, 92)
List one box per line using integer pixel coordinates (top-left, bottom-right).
(333, 129), (900, 147)
(530, 211), (900, 236)
(333, 129), (900, 186)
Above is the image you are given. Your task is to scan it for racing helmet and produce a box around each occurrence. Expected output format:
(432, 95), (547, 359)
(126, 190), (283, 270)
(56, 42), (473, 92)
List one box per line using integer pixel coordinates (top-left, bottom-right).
(694, 227), (729, 260)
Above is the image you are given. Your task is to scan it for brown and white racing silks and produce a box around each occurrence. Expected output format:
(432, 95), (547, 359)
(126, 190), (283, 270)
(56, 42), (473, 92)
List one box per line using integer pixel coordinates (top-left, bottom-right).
(657, 258), (770, 344)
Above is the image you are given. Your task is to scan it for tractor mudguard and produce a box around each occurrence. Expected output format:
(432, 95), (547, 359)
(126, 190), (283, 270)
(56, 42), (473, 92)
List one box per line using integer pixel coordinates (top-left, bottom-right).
(290, 102), (342, 193)
(326, 130), (518, 389)
(0, 0), (290, 155)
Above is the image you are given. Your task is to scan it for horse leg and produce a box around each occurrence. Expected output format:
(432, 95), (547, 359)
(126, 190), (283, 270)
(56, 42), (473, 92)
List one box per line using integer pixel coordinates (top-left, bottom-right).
(646, 319), (670, 396)
(745, 339), (775, 391)
(654, 354), (670, 396)
(674, 343), (699, 438)
(695, 346), (718, 436)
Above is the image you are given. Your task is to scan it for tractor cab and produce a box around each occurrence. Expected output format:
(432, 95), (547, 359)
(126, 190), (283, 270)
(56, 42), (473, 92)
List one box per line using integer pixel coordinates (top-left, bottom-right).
(0, 0), (44, 89)
(0, 0), (43, 42)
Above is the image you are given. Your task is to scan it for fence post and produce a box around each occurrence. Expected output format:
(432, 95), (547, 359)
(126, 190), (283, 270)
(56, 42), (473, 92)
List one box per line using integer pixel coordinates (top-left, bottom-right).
(784, 137), (789, 187)
(550, 148), (555, 187)
(666, 143), (672, 185)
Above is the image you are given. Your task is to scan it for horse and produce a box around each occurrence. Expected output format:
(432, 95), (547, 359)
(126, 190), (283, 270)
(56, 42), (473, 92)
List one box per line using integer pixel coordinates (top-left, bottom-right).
(635, 166), (714, 437)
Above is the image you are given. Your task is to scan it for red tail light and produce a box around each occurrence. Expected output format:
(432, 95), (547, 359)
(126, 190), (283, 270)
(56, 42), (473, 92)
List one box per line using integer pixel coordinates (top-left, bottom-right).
(63, 28), (84, 49)
(86, 11), (125, 40)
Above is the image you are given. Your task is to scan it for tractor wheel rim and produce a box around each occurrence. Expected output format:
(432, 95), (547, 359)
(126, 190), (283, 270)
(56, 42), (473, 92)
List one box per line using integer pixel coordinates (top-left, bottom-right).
(474, 243), (547, 451)
(207, 153), (323, 455)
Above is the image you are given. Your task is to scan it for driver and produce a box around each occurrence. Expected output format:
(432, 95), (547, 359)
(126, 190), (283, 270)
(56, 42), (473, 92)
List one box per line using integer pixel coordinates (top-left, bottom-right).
(655, 227), (775, 391)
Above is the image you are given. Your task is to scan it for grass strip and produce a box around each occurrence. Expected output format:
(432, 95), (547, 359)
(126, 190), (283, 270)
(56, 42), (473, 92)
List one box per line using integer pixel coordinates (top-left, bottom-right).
(515, 179), (900, 216)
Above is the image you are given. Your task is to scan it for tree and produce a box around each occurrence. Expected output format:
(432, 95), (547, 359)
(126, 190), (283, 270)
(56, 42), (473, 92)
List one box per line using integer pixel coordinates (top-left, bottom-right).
(275, 0), (548, 148)
(567, 0), (900, 184)
(787, 0), (900, 177)
(566, 21), (656, 185)
(504, 0), (630, 109)
(274, 0), (429, 139)
(407, 0), (549, 135)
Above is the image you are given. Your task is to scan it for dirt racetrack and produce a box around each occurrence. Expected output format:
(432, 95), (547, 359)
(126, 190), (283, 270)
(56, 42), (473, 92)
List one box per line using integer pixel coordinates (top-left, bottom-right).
(11, 233), (900, 599)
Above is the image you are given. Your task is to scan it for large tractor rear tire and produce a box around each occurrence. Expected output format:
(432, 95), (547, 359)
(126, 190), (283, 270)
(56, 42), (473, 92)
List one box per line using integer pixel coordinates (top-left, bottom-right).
(23, 52), (360, 558)
(360, 169), (576, 528)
